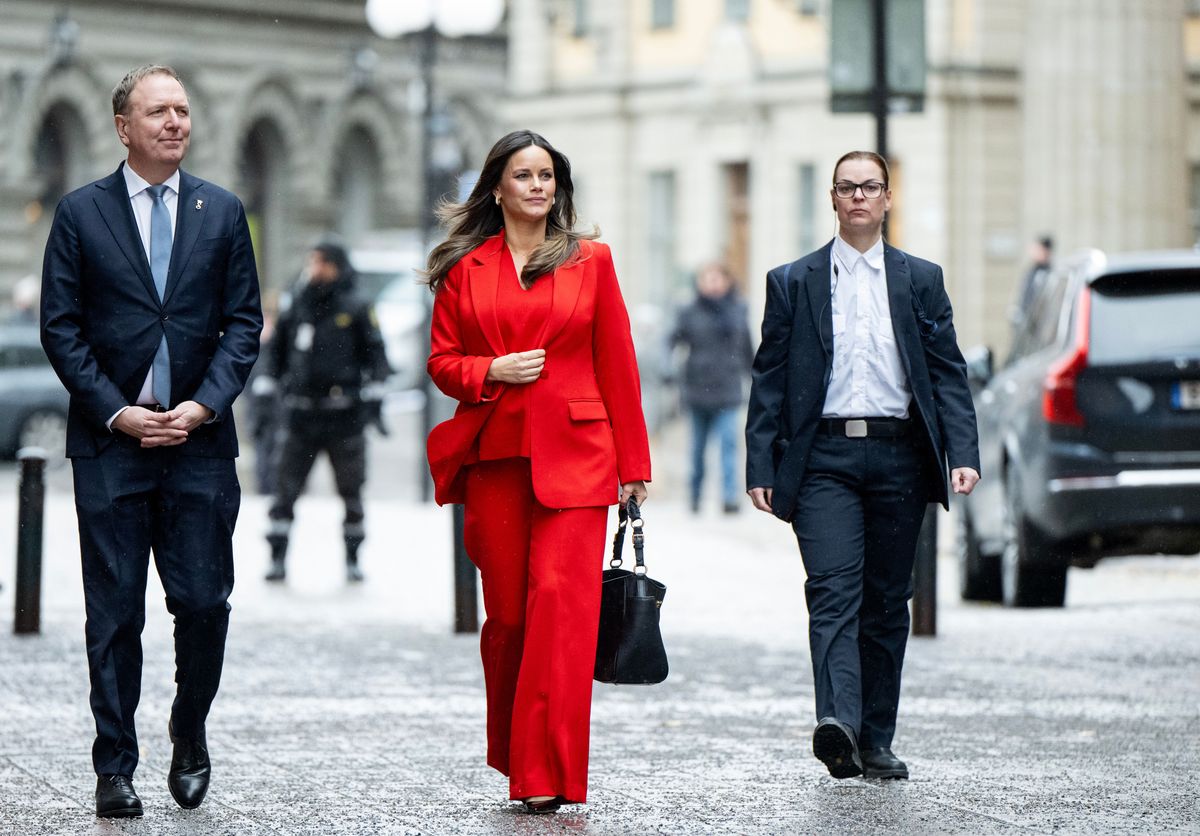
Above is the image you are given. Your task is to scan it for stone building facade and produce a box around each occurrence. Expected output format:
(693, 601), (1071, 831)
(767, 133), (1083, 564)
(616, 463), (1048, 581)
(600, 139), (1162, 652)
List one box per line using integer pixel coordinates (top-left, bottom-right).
(0, 0), (505, 304)
(504, 0), (1193, 352)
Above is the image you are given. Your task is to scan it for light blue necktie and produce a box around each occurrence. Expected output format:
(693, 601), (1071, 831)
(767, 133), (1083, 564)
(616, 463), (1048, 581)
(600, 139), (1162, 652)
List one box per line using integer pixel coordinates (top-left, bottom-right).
(147, 184), (173, 407)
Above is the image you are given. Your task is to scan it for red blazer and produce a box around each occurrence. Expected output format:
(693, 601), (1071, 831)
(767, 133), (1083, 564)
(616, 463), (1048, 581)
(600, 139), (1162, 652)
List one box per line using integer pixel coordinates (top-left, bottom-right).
(426, 233), (651, 508)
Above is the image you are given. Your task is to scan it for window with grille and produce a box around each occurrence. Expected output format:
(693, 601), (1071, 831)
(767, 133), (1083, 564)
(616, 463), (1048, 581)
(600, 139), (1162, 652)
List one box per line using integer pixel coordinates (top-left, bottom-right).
(648, 171), (678, 299)
(573, 0), (589, 37)
(798, 163), (817, 254)
(652, 0), (675, 29)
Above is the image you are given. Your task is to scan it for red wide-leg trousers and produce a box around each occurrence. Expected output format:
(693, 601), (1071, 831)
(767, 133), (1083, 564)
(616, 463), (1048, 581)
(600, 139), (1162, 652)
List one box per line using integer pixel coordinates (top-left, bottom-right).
(462, 458), (608, 803)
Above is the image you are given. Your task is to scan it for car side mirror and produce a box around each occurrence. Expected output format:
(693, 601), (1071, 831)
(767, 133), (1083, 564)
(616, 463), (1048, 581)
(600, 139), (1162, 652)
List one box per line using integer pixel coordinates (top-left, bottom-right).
(964, 345), (994, 386)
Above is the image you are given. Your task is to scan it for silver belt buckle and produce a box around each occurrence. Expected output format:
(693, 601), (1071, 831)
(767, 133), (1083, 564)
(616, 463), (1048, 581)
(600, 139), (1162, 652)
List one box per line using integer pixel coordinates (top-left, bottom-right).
(845, 419), (868, 438)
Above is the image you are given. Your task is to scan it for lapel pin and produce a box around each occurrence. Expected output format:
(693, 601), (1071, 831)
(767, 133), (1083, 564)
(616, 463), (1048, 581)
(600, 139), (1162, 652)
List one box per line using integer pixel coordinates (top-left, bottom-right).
(195, 199), (204, 210)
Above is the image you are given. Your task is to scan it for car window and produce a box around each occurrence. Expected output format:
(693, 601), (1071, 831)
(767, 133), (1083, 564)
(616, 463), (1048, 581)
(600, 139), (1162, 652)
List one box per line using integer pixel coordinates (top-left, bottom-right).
(1089, 270), (1200, 364)
(1031, 270), (1070, 350)
(1007, 267), (1068, 365)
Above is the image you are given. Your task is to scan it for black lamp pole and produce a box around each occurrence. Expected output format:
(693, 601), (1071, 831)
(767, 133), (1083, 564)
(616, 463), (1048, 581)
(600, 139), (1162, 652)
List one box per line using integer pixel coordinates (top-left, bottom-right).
(418, 23), (437, 504)
(872, 0), (889, 239)
(415, 24), (478, 634)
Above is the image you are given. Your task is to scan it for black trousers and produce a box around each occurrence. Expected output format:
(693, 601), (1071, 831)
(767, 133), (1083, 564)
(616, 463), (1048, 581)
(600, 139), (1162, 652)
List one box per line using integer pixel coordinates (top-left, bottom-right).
(268, 411), (366, 539)
(72, 436), (239, 777)
(790, 430), (932, 750)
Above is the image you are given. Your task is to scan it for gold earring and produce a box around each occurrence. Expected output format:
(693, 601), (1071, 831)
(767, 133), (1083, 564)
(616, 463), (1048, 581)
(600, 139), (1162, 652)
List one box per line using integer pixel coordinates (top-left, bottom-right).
(495, 195), (500, 205)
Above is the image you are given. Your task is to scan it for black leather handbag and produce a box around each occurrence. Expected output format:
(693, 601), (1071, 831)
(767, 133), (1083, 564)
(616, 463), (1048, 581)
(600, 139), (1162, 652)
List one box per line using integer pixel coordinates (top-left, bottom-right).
(594, 498), (668, 685)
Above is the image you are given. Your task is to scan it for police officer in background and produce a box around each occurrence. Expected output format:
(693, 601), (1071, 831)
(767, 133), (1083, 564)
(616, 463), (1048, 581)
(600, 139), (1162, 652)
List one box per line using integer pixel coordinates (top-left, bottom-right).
(262, 239), (391, 583)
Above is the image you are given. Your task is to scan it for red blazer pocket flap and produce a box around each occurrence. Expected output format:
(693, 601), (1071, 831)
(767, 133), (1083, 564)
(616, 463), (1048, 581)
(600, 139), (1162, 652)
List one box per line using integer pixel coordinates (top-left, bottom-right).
(567, 399), (609, 422)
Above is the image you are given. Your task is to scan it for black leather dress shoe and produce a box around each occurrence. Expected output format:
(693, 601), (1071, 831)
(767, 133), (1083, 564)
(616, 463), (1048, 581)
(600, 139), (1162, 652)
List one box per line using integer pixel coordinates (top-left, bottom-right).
(520, 796), (563, 814)
(812, 717), (863, 779)
(168, 722), (211, 809)
(861, 747), (909, 780)
(95, 774), (143, 818)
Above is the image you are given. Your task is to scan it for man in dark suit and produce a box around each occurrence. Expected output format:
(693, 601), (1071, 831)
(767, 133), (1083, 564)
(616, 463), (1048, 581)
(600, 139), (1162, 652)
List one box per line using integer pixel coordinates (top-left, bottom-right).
(745, 151), (979, 781)
(40, 65), (262, 818)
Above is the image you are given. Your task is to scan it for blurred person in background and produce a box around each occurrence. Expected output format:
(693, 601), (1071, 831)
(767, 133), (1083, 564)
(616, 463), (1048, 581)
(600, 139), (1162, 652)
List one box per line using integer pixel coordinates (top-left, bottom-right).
(669, 262), (753, 514)
(40, 64), (261, 818)
(424, 130), (650, 814)
(1012, 234), (1053, 326)
(745, 150), (979, 782)
(260, 238), (390, 583)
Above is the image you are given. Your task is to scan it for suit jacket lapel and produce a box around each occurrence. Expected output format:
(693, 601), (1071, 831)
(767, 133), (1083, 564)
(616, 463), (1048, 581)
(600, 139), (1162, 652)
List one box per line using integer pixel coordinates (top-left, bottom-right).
(885, 244), (917, 378)
(805, 241), (834, 360)
(536, 253), (584, 347)
(163, 172), (208, 305)
(93, 165), (159, 303)
(467, 233), (506, 356)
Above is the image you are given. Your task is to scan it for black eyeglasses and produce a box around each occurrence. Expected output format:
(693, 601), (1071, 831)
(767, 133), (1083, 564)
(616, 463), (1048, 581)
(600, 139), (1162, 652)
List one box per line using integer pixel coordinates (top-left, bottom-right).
(833, 180), (886, 199)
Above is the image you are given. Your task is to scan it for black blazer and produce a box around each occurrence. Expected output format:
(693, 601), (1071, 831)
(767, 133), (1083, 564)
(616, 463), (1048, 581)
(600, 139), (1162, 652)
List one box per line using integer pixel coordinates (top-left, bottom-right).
(41, 164), (262, 458)
(745, 240), (979, 522)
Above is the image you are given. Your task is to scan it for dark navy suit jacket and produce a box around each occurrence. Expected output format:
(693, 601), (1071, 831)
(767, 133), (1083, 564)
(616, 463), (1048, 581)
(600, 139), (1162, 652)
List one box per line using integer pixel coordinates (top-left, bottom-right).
(41, 164), (262, 458)
(745, 240), (980, 522)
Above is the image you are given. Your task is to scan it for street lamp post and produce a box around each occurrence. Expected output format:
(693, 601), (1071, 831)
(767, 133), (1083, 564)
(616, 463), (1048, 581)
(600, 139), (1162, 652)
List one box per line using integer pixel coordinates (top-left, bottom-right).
(366, 0), (503, 634)
(366, 0), (503, 500)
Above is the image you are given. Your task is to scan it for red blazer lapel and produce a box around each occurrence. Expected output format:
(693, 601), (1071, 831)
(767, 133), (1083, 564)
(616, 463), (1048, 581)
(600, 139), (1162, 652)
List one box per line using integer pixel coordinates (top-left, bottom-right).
(537, 251), (585, 346)
(467, 233), (506, 356)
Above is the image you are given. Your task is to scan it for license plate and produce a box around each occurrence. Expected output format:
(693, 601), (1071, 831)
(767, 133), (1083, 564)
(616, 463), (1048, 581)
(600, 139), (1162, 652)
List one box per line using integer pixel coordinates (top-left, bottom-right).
(1175, 380), (1200, 410)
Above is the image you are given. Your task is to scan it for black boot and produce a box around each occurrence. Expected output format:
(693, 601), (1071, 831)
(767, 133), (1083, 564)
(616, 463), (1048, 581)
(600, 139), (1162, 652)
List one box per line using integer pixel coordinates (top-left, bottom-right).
(265, 534), (287, 582)
(345, 534), (365, 583)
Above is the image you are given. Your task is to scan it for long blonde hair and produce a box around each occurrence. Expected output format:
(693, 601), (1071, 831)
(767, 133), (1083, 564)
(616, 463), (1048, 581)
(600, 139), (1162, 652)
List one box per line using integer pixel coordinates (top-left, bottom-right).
(423, 130), (597, 293)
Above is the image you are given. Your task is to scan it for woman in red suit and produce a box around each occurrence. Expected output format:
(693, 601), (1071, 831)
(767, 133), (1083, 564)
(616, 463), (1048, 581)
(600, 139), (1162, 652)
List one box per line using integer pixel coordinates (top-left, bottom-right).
(424, 130), (651, 813)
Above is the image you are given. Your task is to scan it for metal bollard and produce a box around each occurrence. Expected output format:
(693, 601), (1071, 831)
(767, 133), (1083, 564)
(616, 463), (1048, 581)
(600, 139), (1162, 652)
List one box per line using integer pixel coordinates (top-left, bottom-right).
(911, 503), (938, 637)
(452, 504), (478, 633)
(14, 447), (47, 635)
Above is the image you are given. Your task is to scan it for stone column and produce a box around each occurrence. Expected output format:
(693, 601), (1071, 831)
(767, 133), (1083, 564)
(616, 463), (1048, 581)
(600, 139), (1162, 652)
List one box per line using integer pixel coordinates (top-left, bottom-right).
(1021, 0), (1188, 253)
(508, 0), (551, 95)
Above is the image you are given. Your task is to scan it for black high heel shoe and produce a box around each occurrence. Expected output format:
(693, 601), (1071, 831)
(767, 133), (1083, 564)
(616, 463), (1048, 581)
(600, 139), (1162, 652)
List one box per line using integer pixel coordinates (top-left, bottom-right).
(520, 795), (563, 814)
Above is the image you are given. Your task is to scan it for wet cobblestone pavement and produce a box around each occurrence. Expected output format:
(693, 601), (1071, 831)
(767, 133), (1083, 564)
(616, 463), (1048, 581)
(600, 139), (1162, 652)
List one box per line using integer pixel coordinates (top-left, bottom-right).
(1, 491), (1198, 834)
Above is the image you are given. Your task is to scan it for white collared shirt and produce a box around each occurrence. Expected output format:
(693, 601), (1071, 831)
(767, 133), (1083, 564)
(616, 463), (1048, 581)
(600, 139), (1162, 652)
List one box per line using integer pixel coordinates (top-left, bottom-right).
(107, 164), (180, 426)
(124, 164), (180, 262)
(821, 234), (911, 419)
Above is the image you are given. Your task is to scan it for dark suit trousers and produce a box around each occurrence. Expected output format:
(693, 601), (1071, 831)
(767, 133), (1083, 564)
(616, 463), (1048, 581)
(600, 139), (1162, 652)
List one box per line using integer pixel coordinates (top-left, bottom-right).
(790, 430), (932, 749)
(72, 435), (239, 777)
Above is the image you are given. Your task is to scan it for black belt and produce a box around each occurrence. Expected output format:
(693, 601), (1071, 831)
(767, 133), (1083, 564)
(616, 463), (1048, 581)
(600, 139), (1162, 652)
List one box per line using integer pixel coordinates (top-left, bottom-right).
(138, 403), (168, 413)
(818, 417), (911, 438)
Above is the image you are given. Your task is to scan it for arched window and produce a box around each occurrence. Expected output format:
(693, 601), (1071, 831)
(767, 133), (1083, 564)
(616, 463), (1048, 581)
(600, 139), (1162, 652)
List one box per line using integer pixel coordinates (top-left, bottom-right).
(31, 101), (89, 222)
(332, 125), (381, 242)
(239, 119), (289, 291)
(28, 101), (91, 277)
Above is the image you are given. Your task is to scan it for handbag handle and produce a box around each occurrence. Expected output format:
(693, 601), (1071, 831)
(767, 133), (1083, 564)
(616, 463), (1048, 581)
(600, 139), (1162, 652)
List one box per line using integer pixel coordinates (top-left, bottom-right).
(609, 498), (646, 575)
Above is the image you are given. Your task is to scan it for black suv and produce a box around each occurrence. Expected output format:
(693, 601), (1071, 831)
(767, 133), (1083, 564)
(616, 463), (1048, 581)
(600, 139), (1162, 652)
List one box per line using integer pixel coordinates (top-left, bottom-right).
(958, 250), (1200, 607)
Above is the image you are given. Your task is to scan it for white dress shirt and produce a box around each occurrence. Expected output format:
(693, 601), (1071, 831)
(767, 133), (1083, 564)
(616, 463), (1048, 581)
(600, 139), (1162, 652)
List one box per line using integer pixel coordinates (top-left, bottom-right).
(821, 234), (911, 419)
(107, 164), (180, 427)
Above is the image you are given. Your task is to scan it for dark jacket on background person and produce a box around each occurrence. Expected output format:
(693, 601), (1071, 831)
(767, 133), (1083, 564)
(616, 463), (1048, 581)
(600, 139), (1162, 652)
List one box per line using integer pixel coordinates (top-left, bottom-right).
(267, 274), (389, 427)
(669, 291), (754, 410)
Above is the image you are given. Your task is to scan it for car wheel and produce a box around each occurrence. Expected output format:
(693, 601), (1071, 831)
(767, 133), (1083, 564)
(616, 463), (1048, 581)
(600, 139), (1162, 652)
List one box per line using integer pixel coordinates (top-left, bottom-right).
(956, 503), (1001, 602)
(17, 409), (67, 463)
(1000, 467), (1067, 608)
